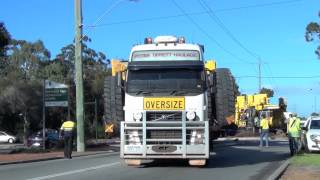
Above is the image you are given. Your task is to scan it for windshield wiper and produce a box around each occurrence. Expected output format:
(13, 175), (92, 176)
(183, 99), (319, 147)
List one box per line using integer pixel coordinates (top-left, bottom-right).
(136, 90), (152, 95)
(170, 90), (188, 95)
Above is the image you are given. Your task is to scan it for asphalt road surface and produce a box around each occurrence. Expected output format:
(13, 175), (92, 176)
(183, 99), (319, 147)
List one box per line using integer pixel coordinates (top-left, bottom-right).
(0, 140), (290, 180)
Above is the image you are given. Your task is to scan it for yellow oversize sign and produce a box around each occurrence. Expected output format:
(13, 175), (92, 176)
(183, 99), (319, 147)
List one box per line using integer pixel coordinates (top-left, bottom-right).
(143, 97), (185, 110)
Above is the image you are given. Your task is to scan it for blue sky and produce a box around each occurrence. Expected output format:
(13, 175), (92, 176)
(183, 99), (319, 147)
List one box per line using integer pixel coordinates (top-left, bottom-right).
(1, 0), (319, 116)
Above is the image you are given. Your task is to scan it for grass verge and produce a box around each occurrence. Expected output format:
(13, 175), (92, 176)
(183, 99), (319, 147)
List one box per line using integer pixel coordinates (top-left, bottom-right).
(291, 153), (320, 166)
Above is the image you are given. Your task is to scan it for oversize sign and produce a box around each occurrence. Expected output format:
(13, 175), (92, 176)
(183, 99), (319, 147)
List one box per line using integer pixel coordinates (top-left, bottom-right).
(143, 97), (185, 110)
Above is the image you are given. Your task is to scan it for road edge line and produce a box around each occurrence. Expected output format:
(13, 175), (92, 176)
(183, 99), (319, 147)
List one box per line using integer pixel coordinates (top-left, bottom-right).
(0, 151), (119, 166)
(267, 159), (290, 180)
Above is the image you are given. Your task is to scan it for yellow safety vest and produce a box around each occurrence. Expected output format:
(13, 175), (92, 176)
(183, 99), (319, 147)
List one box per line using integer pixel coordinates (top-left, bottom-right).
(260, 118), (270, 130)
(61, 121), (75, 131)
(288, 117), (300, 137)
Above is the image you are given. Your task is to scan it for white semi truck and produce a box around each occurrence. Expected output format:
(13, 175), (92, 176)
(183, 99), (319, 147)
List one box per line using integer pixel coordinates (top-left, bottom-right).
(104, 36), (236, 166)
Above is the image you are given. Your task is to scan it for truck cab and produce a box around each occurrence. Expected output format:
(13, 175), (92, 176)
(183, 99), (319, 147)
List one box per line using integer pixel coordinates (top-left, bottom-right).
(120, 36), (209, 166)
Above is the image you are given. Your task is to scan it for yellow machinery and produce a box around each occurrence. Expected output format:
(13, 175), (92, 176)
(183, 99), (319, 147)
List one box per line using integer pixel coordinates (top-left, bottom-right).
(235, 94), (279, 128)
(111, 59), (127, 77)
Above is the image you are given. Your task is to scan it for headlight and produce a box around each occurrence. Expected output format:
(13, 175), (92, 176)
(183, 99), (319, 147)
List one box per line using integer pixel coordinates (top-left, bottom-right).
(310, 134), (320, 141)
(186, 111), (196, 120)
(133, 112), (142, 121)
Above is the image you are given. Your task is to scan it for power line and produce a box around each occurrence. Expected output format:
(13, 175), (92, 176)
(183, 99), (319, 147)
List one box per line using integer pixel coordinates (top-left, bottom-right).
(88, 0), (301, 28)
(214, 0), (301, 13)
(82, 0), (131, 40)
(235, 75), (320, 79)
(172, 0), (254, 64)
(198, 0), (260, 59)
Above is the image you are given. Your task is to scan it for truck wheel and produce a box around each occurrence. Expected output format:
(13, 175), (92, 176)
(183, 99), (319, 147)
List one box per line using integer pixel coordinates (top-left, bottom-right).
(104, 76), (113, 122)
(214, 68), (236, 133)
(104, 75), (124, 136)
(115, 74), (124, 122)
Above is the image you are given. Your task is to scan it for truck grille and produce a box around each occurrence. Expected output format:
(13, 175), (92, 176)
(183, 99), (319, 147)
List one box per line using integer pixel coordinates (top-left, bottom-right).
(146, 111), (182, 121)
(147, 130), (182, 139)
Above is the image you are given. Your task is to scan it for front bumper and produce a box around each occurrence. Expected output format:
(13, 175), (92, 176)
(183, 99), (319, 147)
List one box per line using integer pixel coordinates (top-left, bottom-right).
(120, 113), (209, 159)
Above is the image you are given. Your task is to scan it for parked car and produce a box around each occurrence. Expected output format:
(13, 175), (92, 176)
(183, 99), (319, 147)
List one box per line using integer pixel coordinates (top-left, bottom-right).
(0, 131), (16, 144)
(301, 116), (320, 152)
(27, 129), (60, 148)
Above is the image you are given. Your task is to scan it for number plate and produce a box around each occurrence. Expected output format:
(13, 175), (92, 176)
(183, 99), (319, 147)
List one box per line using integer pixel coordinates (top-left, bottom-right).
(143, 97), (185, 110)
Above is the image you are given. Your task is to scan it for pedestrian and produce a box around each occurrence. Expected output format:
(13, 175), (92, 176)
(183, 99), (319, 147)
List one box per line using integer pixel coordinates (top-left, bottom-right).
(259, 114), (270, 147)
(59, 119), (76, 159)
(287, 113), (301, 156)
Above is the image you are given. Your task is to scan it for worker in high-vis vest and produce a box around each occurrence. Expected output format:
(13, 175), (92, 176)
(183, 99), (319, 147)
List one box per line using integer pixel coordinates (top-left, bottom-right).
(287, 113), (301, 156)
(60, 120), (76, 159)
(259, 114), (271, 147)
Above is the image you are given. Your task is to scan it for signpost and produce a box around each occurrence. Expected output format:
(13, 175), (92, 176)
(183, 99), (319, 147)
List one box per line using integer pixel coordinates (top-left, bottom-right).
(43, 80), (68, 149)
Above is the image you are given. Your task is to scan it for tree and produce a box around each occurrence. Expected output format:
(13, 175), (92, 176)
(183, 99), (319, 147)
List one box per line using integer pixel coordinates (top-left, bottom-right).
(6, 39), (51, 80)
(55, 41), (110, 138)
(305, 11), (320, 58)
(260, 87), (274, 97)
(0, 39), (50, 141)
(311, 112), (319, 116)
(0, 22), (11, 57)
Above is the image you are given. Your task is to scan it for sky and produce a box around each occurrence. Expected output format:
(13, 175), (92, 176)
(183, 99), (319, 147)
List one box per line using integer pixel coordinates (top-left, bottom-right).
(1, 0), (320, 116)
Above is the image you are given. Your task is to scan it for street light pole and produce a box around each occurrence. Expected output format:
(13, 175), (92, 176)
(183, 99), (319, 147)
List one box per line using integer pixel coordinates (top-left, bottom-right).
(75, 0), (85, 152)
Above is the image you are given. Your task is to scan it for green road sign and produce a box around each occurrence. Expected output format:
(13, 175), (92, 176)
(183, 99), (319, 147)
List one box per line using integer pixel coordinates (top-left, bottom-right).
(45, 80), (68, 107)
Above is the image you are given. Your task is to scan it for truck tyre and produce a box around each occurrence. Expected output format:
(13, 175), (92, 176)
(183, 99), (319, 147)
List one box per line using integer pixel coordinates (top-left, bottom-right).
(213, 68), (236, 136)
(104, 76), (113, 122)
(115, 74), (124, 122)
(104, 75), (125, 136)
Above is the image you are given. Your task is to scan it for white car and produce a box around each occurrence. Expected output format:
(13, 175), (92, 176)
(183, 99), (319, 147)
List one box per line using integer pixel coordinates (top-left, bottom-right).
(0, 131), (16, 144)
(301, 117), (320, 152)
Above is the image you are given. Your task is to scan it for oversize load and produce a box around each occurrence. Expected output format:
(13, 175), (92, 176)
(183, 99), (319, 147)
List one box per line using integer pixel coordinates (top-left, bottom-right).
(143, 97), (185, 110)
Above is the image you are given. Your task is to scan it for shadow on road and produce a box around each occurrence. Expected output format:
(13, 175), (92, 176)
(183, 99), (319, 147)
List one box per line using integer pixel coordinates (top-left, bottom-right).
(141, 140), (290, 169)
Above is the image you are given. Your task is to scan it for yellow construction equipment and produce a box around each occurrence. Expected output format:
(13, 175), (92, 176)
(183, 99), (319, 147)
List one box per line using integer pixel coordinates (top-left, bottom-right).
(234, 94), (287, 132)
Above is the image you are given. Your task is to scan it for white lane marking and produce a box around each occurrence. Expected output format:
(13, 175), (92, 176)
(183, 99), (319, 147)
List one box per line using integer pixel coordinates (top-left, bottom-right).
(26, 162), (120, 180)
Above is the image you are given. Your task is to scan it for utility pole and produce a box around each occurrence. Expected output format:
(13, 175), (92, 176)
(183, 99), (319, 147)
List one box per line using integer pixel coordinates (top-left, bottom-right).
(75, 0), (85, 152)
(258, 58), (262, 92)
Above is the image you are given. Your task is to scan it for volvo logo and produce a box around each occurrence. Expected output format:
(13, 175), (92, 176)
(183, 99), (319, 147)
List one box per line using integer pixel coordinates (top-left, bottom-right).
(154, 113), (176, 121)
(160, 115), (169, 120)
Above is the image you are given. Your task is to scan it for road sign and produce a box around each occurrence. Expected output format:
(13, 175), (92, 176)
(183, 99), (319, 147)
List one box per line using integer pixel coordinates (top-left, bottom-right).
(105, 124), (114, 133)
(45, 80), (68, 107)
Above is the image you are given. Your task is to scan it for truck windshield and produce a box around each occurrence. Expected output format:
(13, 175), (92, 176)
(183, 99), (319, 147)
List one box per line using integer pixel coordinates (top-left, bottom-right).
(126, 69), (205, 96)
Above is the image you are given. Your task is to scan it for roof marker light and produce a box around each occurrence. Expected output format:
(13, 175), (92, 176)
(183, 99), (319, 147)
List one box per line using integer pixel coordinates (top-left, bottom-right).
(144, 37), (153, 44)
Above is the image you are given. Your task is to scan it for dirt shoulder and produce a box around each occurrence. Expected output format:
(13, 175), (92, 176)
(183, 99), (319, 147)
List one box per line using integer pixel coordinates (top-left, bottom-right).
(280, 153), (320, 180)
(281, 165), (320, 180)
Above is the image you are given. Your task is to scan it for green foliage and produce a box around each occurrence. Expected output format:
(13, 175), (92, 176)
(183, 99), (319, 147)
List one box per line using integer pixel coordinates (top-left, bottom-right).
(0, 22), (11, 57)
(0, 30), (110, 139)
(311, 112), (319, 116)
(5, 39), (51, 80)
(259, 87), (274, 97)
(305, 11), (320, 58)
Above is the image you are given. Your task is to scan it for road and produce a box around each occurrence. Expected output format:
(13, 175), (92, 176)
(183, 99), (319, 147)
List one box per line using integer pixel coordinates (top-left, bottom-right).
(0, 140), (290, 180)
